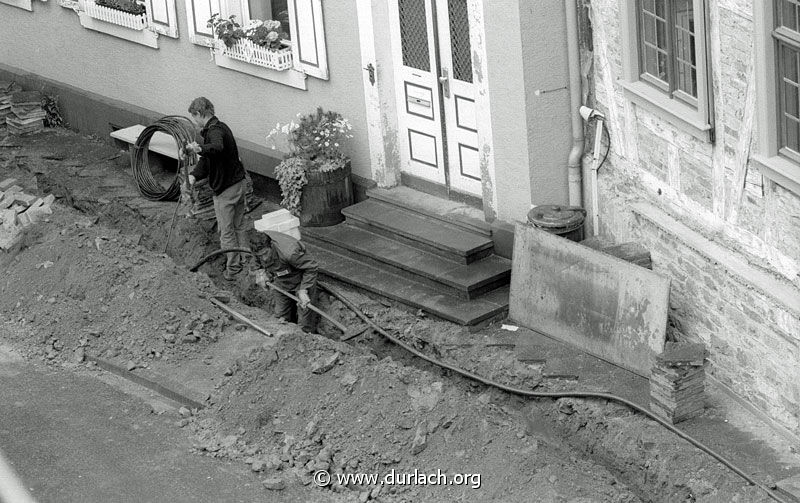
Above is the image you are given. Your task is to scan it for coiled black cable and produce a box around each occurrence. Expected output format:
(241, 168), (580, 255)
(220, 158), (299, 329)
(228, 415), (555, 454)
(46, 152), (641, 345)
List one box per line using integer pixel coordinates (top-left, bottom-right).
(131, 115), (197, 201)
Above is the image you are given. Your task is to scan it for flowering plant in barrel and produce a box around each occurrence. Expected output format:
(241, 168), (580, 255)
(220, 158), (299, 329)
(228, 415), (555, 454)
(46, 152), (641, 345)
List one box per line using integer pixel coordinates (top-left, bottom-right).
(267, 108), (354, 222)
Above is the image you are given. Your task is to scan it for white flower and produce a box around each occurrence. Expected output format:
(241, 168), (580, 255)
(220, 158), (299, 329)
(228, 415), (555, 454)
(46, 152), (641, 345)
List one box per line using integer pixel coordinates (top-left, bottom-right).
(243, 19), (263, 31)
(267, 31), (279, 41)
(267, 19), (282, 30)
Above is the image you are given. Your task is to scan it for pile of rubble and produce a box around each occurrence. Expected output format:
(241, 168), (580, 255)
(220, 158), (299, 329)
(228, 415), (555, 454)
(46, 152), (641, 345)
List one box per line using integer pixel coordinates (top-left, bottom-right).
(0, 177), (54, 250)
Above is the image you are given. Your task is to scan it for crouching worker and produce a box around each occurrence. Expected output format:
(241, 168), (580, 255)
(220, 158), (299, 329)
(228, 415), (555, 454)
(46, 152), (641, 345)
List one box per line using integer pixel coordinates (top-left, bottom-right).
(251, 231), (319, 333)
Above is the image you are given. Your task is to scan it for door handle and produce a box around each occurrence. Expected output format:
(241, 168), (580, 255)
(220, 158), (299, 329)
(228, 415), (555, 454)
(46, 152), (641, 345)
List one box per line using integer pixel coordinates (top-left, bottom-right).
(439, 67), (450, 98)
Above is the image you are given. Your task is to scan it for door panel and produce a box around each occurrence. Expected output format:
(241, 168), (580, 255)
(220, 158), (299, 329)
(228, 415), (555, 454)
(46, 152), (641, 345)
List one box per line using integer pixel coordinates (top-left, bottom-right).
(389, 0), (481, 196)
(389, 0), (446, 185)
(437, 0), (482, 196)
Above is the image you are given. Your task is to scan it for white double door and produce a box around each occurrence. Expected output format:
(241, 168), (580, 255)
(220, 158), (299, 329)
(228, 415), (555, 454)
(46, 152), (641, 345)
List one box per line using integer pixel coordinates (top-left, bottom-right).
(388, 0), (482, 197)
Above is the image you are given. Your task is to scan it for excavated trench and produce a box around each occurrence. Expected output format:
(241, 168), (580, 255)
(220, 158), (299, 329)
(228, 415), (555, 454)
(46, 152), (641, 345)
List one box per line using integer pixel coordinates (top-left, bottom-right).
(16, 146), (776, 502)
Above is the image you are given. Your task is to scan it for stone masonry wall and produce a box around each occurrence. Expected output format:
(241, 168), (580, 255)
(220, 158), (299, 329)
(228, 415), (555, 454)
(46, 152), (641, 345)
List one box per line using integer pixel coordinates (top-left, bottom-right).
(583, 0), (800, 435)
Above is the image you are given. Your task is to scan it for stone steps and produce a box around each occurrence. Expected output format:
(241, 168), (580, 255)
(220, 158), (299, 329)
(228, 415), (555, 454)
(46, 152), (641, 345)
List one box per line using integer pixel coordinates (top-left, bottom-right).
(302, 223), (510, 300)
(342, 198), (493, 264)
(305, 242), (509, 325)
(366, 186), (491, 236)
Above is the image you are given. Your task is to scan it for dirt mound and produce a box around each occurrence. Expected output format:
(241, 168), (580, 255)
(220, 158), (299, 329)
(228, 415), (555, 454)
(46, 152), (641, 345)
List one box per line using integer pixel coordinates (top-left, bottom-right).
(185, 327), (640, 503)
(0, 203), (229, 368)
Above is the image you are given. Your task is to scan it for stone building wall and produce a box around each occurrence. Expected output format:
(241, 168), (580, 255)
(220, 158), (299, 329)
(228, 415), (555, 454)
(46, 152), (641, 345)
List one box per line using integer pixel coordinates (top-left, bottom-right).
(583, 0), (800, 435)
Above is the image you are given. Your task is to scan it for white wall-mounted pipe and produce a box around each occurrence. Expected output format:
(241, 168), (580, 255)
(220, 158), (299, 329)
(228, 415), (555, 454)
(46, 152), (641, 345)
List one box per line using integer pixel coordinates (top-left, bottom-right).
(565, 0), (584, 207)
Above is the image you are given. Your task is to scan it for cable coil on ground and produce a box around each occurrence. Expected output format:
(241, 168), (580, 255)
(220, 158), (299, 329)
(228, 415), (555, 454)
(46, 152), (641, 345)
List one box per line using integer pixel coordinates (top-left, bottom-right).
(131, 115), (196, 201)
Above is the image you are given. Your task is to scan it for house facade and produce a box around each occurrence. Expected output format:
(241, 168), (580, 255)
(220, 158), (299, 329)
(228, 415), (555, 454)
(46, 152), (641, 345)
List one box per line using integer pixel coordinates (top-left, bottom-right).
(0, 0), (574, 226)
(585, 0), (800, 437)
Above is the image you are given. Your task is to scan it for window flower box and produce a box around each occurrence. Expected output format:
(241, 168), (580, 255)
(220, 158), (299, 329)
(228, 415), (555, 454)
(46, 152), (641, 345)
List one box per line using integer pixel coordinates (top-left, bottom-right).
(84, 0), (147, 30)
(215, 38), (293, 72)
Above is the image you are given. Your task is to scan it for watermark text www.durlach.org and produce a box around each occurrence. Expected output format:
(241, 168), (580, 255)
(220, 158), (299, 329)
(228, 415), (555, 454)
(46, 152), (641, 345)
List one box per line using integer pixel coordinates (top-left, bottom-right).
(313, 468), (481, 489)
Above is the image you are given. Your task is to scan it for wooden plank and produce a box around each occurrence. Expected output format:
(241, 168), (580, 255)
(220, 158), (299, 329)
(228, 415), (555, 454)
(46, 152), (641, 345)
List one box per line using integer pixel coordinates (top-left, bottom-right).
(111, 124), (180, 159)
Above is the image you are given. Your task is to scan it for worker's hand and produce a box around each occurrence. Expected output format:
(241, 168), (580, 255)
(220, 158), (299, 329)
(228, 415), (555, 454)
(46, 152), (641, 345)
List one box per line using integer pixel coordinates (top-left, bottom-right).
(186, 141), (201, 154)
(188, 174), (196, 186)
(253, 269), (269, 289)
(297, 289), (311, 309)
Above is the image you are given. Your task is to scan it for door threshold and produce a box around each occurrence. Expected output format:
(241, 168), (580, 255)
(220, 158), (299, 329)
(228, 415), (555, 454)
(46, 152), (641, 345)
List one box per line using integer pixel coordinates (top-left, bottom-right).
(400, 173), (483, 210)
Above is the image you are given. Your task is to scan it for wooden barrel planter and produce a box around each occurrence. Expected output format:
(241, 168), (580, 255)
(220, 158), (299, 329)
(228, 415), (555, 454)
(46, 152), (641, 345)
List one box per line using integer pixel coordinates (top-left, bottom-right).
(299, 161), (353, 227)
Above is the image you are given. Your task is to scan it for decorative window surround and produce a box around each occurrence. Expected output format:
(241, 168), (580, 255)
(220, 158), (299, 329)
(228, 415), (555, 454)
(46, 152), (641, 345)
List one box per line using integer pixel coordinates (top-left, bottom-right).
(618, 0), (714, 142)
(0, 0), (33, 11)
(187, 0), (327, 87)
(78, 10), (160, 47)
(753, 3), (800, 196)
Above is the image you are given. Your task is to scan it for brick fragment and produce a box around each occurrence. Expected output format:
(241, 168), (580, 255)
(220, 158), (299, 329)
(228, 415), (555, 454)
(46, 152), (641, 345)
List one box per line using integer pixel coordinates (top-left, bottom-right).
(25, 204), (52, 223)
(13, 193), (37, 207)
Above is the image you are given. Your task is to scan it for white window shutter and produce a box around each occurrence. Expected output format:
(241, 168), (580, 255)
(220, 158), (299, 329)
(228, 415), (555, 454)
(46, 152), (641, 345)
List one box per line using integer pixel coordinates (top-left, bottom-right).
(185, 0), (221, 46)
(288, 0), (328, 80)
(146, 0), (179, 38)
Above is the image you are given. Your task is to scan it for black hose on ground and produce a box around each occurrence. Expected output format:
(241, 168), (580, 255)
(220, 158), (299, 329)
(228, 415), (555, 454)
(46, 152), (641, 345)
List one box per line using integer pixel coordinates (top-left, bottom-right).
(189, 247), (255, 272)
(318, 281), (789, 503)
(189, 247), (788, 502)
(132, 116), (196, 201)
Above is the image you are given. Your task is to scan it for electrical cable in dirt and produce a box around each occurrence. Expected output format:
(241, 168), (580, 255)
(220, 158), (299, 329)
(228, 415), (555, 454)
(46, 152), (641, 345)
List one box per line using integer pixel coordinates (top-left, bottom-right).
(318, 281), (790, 503)
(131, 115), (196, 201)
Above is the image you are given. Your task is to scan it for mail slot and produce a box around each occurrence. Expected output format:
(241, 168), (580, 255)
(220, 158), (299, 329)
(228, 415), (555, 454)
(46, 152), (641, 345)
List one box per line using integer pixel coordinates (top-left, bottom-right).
(407, 96), (431, 108)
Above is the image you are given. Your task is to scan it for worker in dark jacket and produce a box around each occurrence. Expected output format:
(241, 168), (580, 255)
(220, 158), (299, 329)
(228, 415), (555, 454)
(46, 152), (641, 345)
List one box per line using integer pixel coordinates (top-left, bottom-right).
(183, 97), (248, 281)
(251, 231), (319, 333)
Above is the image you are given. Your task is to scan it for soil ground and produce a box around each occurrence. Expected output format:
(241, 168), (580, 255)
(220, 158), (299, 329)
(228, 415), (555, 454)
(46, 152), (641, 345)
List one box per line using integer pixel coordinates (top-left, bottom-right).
(1, 127), (799, 503)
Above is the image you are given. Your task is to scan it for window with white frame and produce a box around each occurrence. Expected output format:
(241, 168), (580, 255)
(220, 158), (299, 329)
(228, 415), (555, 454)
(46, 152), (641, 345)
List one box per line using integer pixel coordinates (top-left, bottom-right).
(620, 0), (712, 140)
(752, 1), (800, 194)
(775, 1), (800, 162)
(185, 0), (328, 80)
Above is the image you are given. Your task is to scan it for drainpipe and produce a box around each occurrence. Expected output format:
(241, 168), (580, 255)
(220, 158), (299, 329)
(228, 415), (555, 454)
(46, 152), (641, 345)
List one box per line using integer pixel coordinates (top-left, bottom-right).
(566, 0), (584, 207)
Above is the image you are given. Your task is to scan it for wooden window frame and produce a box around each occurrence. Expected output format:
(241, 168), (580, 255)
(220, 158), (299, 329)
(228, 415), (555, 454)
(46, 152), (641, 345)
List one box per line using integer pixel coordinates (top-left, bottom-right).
(619, 0), (713, 141)
(753, 1), (800, 195)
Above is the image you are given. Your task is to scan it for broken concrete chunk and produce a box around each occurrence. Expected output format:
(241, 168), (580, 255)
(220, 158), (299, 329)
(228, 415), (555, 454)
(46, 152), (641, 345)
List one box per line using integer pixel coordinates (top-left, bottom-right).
(411, 424), (428, 455)
(311, 352), (340, 374)
(13, 192), (37, 207)
(0, 178), (18, 191)
(262, 477), (286, 490)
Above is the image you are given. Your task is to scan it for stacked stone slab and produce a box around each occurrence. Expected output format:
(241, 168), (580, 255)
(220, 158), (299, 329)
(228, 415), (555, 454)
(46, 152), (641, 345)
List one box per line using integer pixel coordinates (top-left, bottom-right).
(7, 90), (45, 135)
(0, 178), (55, 250)
(0, 82), (22, 128)
(650, 342), (708, 424)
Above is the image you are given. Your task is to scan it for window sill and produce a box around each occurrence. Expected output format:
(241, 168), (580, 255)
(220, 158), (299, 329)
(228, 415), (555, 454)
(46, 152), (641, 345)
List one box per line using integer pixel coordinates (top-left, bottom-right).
(1, 0), (32, 11)
(78, 11), (159, 48)
(212, 50), (307, 90)
(622, 80), (713, 142)
(751, 154), (800, 196)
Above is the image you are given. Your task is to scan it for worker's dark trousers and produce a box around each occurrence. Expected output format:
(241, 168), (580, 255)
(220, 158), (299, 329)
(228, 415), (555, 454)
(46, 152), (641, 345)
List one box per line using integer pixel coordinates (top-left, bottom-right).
(212, 179), (248, 274)
(273, 285), (318, 333)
